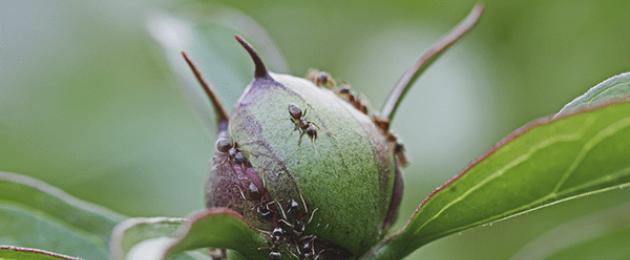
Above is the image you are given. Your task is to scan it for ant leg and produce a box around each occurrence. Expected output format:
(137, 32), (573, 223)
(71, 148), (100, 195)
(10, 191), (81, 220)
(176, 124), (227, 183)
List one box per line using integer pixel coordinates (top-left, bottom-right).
(290, 119), (299, 131)
(288, 250), (299, 259)
(310, 136), (321, 158)
(279, 218), (294, 228)
(235, 185), (247, 200)
(237, 139), (271, 151)
(298, 190), (308, 214)
(275, 200), (288, 220)
(314, 249), (330, 260)
(255, 228), (272, 238)
(307, 208), (319, 224)
(293, 240), (302, 257)
(298, 131), (306, 146)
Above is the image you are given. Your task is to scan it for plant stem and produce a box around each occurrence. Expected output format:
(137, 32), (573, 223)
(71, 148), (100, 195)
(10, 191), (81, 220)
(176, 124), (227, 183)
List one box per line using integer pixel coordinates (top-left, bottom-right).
(380, 4), (485, 123)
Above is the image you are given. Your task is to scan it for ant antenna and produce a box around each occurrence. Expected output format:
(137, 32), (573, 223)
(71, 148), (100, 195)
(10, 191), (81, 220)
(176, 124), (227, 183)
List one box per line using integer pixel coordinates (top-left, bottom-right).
(181, 52), (230, 130)
(235, 35), (270, 79)
(378, 4), (485, 129)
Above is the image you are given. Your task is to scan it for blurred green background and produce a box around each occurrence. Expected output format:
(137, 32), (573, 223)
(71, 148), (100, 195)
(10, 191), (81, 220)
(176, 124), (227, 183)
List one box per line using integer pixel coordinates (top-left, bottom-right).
(2, 0), (630, 259)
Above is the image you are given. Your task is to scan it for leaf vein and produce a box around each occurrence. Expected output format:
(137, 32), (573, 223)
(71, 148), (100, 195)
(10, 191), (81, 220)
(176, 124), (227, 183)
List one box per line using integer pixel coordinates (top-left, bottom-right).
(413, 133), (582, 235)
(553, 116), (630, 192)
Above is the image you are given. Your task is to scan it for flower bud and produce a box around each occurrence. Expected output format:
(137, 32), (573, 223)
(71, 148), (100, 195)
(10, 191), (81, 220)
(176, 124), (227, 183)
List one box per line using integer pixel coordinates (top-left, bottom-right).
(197, 36), (403, 258)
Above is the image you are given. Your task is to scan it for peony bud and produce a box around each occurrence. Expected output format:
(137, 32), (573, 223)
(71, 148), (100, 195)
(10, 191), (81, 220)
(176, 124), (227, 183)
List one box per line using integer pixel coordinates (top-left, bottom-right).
(183, 36), (404, 259)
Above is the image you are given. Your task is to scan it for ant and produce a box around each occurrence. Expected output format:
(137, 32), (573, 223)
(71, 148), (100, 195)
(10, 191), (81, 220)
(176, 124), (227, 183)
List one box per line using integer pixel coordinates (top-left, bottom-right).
(385, 132), (408, 167)
(258, 194), (320, 259)
(259, 225), (299, 260)
(258, 237), (283, 260)
(215, 137), (251, 167)
(279, 206), (318, 238)
(394, 142), (408, 166)
(254, 200), (276, 220)
(288, 103), (319, 144)
(307, 69), (336, 88)
(296, 234), (331, 260)
(232, 180), (275, 221)
(299, 235), (316, 259)
(336, 84), (368, 114)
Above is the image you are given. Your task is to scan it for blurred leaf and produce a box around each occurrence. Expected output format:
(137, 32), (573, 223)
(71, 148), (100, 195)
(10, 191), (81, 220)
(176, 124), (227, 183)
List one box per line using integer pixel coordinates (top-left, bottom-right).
(147, 4), (288, 131)
(164, 208), (267, 260)
(364, 100), (630, 259)
(557, 72), (630, 116)
(0, 246), (79, 260)
(110, 217), (195, 260)
(0, 172), (123, 259)
(545, 226), (630, 260)
(116, 208), (267, 259)
(512, 203), (630, 260)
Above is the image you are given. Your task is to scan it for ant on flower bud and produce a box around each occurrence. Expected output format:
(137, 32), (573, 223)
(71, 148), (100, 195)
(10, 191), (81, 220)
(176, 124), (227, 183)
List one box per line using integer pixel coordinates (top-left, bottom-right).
(288, 103), (320, 144)
(307, 69), (336, 88)
(335, 83), (369, 114)
(215, 137), (252, 167)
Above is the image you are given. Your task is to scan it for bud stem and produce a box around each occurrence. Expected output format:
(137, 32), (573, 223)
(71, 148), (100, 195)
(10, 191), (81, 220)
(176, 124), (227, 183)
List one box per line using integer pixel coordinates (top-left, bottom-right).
(380, 4), (485, 123)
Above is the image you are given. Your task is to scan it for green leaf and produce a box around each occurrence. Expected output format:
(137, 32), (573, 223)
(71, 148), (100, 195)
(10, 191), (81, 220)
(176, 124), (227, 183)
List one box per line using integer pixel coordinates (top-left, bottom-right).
(112, 208), (267, 260)
(364, 100), (630, 259)
(545, 226), (630, 260)
(163, 208), (267, 260)
(0, 171), (123, 260)
(557, 72), (630, 115)
(512, 203), (630, 260)
(147, 3), (288, 130)
(110, 217), (190, 259)
(0, 246), (78, 260)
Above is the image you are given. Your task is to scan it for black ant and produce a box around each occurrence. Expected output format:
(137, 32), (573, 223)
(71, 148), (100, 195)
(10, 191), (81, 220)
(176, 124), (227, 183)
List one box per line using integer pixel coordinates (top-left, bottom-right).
(299, 235), (317, 259)
(277, 198), (319, 241)
(259, 239), (283, 260)
(232, 181), (275, 221)
(215, 137), (251, 167)
(269, 248), (282, 260)
(259, 225), (297, 260)
(254, 200), (276, 220)
(307, 69), (336, 88)
(258, 195), (320, 259)
(296, 234), (332, 260)
(288, 103), (319, 144)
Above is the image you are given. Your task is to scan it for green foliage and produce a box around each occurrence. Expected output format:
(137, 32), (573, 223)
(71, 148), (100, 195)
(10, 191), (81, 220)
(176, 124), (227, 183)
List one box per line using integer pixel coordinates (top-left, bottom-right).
(110, 217), (185, 259)
(0, 246), (78, 260)
(365, 99), (630, 258)
(511, 203), (630, 260)
(558, 72), (630, 115)
(162, 209), (267, 259)
(546, 226), (630, 260)
(108, 72), (630, 260)
(110, 210), (266, 259)
(0, 172), (122, 259)
(3, 2), (630, 259)
(148, 4), (288, 128)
